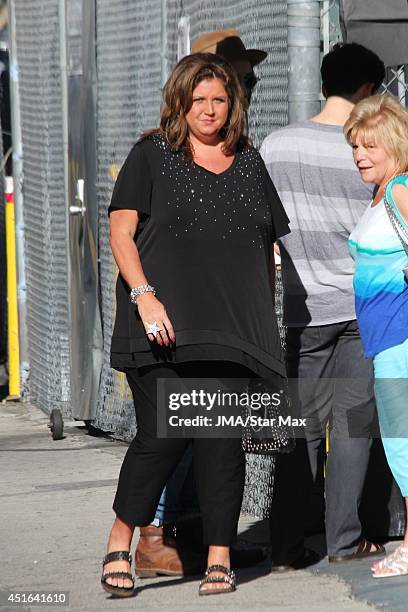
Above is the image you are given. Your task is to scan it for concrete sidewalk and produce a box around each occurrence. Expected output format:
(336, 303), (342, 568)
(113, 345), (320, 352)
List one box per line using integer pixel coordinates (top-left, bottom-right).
(0, 400), (405, 611)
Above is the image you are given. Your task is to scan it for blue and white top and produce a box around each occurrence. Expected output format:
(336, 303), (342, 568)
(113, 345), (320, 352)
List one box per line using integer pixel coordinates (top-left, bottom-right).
(349, 179), (408, 358)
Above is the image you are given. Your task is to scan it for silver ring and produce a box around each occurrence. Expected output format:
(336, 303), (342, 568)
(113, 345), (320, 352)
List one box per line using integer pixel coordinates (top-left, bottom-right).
(145, 321), (162, 339)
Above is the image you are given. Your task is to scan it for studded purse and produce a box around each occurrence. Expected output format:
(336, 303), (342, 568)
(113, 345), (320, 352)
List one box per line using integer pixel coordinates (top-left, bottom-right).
(241, 377), (296, 455)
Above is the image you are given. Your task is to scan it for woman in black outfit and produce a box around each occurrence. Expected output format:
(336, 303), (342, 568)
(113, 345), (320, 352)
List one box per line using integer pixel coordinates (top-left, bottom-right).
(101, 52), (289, 597)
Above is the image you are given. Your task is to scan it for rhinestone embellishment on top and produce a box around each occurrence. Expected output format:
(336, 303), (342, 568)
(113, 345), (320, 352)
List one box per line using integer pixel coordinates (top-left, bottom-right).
(150, 133), (272, 247)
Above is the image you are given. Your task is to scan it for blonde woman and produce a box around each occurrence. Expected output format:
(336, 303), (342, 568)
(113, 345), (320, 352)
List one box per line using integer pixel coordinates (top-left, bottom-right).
(101, 53), (290, 596)
(345, 94), (408, 578)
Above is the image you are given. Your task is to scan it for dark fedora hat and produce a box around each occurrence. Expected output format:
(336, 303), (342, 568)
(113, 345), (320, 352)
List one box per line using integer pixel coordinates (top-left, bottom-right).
(192, 28), (267, 67)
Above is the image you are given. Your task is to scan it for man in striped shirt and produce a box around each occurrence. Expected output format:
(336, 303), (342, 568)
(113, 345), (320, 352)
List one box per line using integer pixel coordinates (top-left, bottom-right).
(261, 43), (386, 566)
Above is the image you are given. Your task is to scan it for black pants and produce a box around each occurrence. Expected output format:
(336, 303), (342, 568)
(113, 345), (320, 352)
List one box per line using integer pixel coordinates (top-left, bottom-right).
(270, 320), (376, 561)
(113, 361), (247, 546)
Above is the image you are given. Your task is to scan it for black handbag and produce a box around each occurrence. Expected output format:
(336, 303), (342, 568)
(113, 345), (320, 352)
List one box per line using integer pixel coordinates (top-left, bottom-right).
(384, 174), (408, 281)
(241, 378), (296, 455)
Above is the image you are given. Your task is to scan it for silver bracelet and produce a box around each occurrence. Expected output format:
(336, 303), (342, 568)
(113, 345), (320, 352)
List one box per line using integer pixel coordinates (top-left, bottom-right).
(130, 284), (156, 305)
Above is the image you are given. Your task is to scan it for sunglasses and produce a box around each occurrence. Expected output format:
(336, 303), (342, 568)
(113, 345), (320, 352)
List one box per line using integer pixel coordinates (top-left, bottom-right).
(243, 72), (259, 94)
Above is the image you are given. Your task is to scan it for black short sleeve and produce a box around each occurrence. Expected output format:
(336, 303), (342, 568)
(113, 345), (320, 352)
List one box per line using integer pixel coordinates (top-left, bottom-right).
(109, 135), (287, 379)
(108, 141), (152, 216)
(260, 158), (290, 242)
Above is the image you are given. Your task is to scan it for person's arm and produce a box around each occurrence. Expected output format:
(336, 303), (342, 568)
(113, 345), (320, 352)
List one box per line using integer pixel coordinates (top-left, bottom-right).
(109, 209), (175, 345)
(392, 183), (408, 223)
(109, 209), (147, 288)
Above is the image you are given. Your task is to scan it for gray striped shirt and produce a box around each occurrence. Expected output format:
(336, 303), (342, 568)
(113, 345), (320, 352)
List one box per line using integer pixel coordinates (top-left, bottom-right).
(260, 120), (373, 326)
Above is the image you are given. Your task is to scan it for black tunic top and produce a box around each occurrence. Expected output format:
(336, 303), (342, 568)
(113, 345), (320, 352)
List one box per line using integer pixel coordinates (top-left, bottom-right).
(108, 133), (290, 378)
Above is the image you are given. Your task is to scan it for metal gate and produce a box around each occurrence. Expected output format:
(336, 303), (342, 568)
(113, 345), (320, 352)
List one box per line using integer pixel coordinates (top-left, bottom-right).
(65, 0), (102, 421)
(11, 0), (71, 416)
(11, 0), (102, 420)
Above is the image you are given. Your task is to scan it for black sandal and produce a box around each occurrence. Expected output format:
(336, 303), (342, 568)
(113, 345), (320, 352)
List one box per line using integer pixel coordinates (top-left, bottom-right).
(101, 551), (134, 597)
(198, 564), (236, 596)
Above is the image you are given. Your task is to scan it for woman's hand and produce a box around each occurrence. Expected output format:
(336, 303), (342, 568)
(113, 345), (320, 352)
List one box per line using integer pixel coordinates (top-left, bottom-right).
(136, 293), (176, 346)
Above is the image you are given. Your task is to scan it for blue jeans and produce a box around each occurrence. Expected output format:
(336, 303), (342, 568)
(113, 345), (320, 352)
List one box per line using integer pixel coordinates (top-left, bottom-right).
(152, 444), (200, 526)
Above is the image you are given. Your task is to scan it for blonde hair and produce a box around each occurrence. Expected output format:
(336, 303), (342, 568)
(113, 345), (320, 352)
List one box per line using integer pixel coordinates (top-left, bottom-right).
(344, 94), (408, 173)
(142, 53), (250, 158)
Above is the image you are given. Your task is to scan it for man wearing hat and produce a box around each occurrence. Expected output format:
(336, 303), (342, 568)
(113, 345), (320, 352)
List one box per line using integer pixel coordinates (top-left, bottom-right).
(192, 28), (267, 102)
(134, 30), (268, 578)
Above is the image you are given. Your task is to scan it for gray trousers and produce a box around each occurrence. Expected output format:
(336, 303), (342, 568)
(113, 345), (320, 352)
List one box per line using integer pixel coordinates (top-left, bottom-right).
(270, 320), (376, 560)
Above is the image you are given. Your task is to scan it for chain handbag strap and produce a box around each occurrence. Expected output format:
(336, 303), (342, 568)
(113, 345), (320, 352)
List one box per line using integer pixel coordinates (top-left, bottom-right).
(383, 174), (408, 257)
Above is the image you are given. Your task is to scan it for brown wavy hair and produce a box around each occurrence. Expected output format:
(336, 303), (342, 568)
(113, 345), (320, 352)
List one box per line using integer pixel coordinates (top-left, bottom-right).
(142, 53), (250, 158)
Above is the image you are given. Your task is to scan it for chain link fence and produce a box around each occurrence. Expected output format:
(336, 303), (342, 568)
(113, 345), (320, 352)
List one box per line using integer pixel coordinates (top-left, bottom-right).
(381, 66), (408, 105)
(12, 0), (71, 415)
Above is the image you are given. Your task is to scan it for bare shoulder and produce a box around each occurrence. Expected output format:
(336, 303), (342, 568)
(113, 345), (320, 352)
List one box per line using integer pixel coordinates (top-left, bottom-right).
(391, 182), (408, 221)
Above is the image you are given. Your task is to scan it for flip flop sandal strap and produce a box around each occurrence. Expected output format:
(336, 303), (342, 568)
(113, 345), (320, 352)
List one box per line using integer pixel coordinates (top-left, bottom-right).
(374, 549), (408, 575)
(375, 550), (398, 570)
(382, 548), (408, 567)
(375, 563), (408, 576)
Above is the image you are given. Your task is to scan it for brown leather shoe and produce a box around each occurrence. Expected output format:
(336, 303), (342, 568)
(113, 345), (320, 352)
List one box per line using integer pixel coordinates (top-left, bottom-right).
(135, 525), (205, 578)
(270, 548), (321, 572)
(328, 540), (386, 563)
